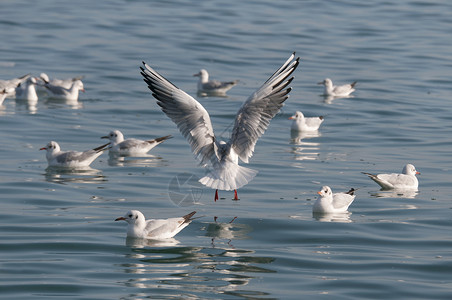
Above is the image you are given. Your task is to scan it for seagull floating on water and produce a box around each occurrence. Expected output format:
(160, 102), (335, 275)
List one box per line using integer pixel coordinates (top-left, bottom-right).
(313, 186), (356, 213)
(15, 77), (38, 101)
(193, 69), (239, 95)
(40, 141), (109, 168)
(289, 111), (324, 132)
(115, 210), (197, 239)
(140, 53), (300, 201)
(39, 73), (85, 89)
(318, 78), (356, 97)
(0, 74), (30, 97)
(0, 89), (7, 105)
(101, 130), (172, 156)
(43, 79), (85, 101)
(362, 163), (420, 190)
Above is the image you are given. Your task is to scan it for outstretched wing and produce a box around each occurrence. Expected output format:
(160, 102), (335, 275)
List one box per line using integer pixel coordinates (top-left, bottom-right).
(140, 63), (216, 166)
(230, 53), (300, 163)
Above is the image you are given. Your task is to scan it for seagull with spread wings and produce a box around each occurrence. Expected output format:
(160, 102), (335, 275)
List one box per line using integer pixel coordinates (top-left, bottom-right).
(140, 53), (300, 201)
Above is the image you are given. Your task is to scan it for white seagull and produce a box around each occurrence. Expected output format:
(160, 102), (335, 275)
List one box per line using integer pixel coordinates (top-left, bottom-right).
(140, 53), (300, 201)
(115, 210), (197, 239)
(39, 73), (84, 89)
(318, 78), (357, 97)
(0, 74), (30, 97)
(40, 141), (109, 168)
(101, 129), (172, 156)
(313, 186), (356, 213)
(15, 77), (38, 101)
(289, 111), (324, 132)
(362, 163), (420, 190)
(193, 69), (239, 95)
(43, 79), (85, 101)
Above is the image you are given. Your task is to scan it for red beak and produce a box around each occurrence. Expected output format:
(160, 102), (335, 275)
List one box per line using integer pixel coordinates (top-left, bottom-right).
(115, 217), (126, 221)
(39, 147), (46, 151)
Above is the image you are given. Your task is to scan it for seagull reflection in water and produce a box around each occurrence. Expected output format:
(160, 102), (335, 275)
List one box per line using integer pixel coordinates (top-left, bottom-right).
(44, 166), (106, 184)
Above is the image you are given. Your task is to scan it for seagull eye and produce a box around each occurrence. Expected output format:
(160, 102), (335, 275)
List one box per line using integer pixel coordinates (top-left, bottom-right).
(128, 214), (133, 218)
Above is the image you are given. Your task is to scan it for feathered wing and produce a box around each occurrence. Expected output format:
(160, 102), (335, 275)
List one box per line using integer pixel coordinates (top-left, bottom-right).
(230, 53), (300, 163)
(332, 193), (355, 210)
(140, 63), (216, 166)
(145, 211), (196, 239)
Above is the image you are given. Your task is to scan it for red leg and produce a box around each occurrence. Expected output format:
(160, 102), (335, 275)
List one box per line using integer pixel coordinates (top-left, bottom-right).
(215, 189), (219, 201)
(233, 189), (239, 200)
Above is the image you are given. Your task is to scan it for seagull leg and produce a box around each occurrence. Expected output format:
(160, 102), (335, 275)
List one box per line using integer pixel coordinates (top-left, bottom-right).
(233, 189), (239, 200)
(215, 189), (219, 201)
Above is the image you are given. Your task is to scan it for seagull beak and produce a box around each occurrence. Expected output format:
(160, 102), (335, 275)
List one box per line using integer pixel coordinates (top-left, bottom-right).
(115, 217), (126, 221)
(317, 191), (322, 195)
(39, 147), (47, 151)
(317, 81), (324, 85)
(81, 89), (85, 93)
(101, 135), (109, 139)
(288, 116), (294, 120)
(193, 73), (200, 77)
(416, 171), (421, 175)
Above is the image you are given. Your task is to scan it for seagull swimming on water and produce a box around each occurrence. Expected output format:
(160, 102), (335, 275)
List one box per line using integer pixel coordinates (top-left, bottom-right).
(140, 53), (300, 201)
(313, 186), (356, 214)
(362, 163), (420, 190)
(0, 73), (30, 97)
(115, 210), (197, 239)
(15, 77), (39, 101)
(39, 73), (85, 89)
(101, 129), (172, 156)
(43, 79), (85, 101)
(193, 69), (239, 95)
(40, 141), (109, 168)
(289, 111), (324, 132)
(318, 78), (356, 97)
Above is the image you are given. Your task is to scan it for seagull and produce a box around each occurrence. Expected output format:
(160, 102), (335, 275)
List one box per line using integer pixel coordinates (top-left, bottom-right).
(313, 186), (356, 213)
(15, 77), (38, 101)
(0, 74), (30, 97)
(40, 141), (109, 168)
(289, 111), (324, 132)
(101, 130), (172, 156)
(318, 78), (356, 97)
(43, 79), (85, 101)
(193, 69), (239, 95)
(140, 53), (300, 201)
(362, 163), (420, 190)
(39, 73), (85, 89)
(115, 210), (197, 239)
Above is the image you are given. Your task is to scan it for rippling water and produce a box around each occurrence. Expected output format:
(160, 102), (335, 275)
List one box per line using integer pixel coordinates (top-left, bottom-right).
(1, 0), (452, 299)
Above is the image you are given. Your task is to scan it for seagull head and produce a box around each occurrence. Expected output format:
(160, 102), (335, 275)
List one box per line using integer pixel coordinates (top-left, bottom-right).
(40, 141), (60, 153)
(402, 164), (420, 176)
(102, 130), (124, 143)
(317, 186), (332, 198)
(39, 73), (50, 83)
(317, 78), (332, 87)
(73, 80), (85, 92)
(193, 69), (209, 82)
(288, 111), (304, 120)
(115, 210), (146, 225)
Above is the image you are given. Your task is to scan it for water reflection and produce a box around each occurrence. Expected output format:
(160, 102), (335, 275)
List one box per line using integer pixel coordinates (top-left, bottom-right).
(15, 98), (37, 114)
(312, 212), (353, 223)
(289, 130), (320, 162)
(43, 97), (83, 110)
(118, 218), (274, 298)
(370, 189), (419, 199)
(322, 94), (354, 104)
(44, 166), (107, 184)
(106, 153), (166, 167)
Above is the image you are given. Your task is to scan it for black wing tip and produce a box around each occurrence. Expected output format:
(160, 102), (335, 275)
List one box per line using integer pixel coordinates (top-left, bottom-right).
(93, 142), (111, 152)
(346, 188), (356, 195)
(351, 81), (357, 88)
(183, 211), (197, 222)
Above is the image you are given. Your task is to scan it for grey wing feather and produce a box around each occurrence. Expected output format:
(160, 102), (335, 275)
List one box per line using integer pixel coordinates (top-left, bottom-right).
(230, 53), (300, 163)
(45, 83), (68, 96)
(140, 63), (216, 165)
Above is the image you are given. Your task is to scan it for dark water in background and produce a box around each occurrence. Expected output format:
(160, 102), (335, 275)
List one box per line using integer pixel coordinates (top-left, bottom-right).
(1, 0), (452, 299)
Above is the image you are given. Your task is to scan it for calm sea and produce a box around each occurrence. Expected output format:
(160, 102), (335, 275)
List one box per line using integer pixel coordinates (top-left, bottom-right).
(1, 0), (452, 299)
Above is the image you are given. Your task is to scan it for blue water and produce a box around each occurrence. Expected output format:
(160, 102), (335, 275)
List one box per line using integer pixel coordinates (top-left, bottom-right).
(1, 0), (452, 299)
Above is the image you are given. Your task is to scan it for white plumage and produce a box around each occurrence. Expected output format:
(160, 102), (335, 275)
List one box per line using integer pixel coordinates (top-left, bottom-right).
(193, 69), (238, 95)
(15, 77), (38, 101)
(140, 53), (300, 200)
(115, 210), (196, 239)
(40, 141), (109, 168)
(313, 186), (356, 213)
(318, 78), (356, 97)
(363, 163), (420, 190)
(43, 79), (85, 101)
(289, 111), (324, 132)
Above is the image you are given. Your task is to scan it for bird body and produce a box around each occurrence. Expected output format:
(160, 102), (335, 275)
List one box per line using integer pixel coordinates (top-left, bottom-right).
(40, 141), (109, 168)
(44, 79), (85, 101)
(289, 111), (324, 131)
(102, 130), (172, 156)
(0, 74), (30, 97)
(141, 53), (300, 200)
(15, 77), (38, 101)
(193, 69), (238, 95)
(115, 210), (196, 239)
(313, 186), (356, 213)
(39, 73), (84, 89)
(363, 164), (420, 190)
(318, 78), (356, 97)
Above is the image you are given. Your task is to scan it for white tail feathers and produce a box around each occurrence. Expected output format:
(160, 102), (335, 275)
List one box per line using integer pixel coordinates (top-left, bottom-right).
(199, 163), (258, 191)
